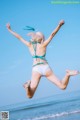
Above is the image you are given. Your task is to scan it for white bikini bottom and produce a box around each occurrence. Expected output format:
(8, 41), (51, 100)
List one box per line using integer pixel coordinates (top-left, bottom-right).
(32, 64), (51, 76)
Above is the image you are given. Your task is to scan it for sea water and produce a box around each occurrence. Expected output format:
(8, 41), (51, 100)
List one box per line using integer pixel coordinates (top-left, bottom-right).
(0, 91), (80, 120)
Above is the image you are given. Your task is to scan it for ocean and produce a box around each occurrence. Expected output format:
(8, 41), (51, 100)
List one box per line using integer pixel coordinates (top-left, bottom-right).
(0, 91), (80, 120)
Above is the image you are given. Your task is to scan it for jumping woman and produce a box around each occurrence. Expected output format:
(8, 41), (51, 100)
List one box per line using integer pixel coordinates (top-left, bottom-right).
(6, 20), (79, 98)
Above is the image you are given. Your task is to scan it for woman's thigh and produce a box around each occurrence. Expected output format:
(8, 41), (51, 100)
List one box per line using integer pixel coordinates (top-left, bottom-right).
(45, 69), (61, 87)
(30, 71), (41, 90)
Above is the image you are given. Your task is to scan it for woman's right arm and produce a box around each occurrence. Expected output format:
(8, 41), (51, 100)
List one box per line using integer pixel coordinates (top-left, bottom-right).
(42, 20), (65, 47)
(6, 23), (31, 47)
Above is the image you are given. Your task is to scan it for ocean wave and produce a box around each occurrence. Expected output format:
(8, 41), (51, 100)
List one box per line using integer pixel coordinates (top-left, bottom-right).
(1, 91), (80, 112)
(26, 110), (80, 120)
(1, 97), (80, 112)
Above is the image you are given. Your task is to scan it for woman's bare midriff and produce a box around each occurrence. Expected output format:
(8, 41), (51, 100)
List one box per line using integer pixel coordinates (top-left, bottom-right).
(33, 58), (47, 66)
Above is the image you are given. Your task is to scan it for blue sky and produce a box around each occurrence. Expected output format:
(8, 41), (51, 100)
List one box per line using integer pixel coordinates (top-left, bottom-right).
(0, 0), (80, 107)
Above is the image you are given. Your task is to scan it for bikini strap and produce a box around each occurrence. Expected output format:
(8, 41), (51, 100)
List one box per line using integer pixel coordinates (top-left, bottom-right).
(33, 62), (44, 67)
(31, 41), (41, 44)
(31, 40), (46, 61)
(32, 53), (46, 60)
(31, 41), (41, 60)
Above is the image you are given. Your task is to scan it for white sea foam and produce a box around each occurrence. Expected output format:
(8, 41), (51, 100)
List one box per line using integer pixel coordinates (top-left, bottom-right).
(26, 110), (80, 120)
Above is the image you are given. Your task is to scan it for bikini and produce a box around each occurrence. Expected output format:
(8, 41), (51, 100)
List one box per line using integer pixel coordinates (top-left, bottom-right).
(31, 41), (51, 76)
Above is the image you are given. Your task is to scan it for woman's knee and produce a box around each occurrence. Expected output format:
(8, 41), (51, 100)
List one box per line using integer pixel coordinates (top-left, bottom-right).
(59, 84), (66, 90)
(27, 88), (36, 99)
(27, 92), (34, 99)
(27, 95), (33, 99)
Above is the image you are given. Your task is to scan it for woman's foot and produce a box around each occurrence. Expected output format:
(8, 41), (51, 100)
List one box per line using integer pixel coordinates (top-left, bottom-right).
(66, 70), (79, 76)
(23, 81), (32, 98)
(23, 80), (31, 89)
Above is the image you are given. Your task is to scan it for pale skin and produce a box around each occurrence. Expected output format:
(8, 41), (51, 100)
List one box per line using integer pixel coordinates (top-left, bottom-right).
(6, 20), (79, 98)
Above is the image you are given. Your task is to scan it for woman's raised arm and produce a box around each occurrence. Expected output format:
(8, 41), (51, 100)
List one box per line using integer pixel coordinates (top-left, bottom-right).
(6, 23), (31, 47)
(42, 20), (65, 47)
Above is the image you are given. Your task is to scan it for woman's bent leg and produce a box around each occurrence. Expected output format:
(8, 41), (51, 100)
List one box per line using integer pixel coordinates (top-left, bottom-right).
(24, 71), (41, 98)
(46, 69), (79, 90)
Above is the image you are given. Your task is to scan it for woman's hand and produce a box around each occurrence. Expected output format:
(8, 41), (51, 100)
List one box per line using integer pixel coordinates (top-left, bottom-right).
(6, 23), (31, 47)
(59, 20), (65, 26)
(6, 23), (11, 30)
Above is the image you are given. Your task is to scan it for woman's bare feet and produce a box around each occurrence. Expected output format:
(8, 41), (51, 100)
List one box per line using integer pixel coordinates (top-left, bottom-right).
(23, 80), (32, 98)
(23, 81), (33, 98)
(23, 80), (31, 90)
(66, 70), (79, 76)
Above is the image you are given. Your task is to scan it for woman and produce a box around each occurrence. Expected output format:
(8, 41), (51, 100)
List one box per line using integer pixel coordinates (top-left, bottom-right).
(6, 20), (79, 98)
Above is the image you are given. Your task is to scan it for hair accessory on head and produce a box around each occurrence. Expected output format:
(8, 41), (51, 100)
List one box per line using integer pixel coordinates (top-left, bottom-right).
(23, 26), (35, 31)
